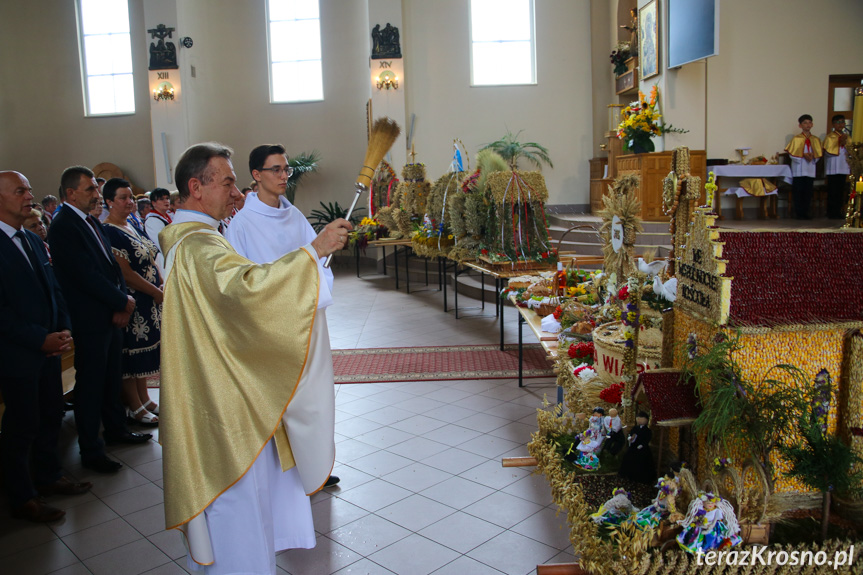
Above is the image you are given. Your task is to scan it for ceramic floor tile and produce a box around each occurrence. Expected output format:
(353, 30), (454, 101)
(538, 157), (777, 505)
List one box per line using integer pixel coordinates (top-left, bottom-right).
(463, 492), (544, 529)
(361, 406), (415, 426)
(82, 537), (171, 575)
(276, 535), (362, 575)
(387, 414), (448, 435)
(101, 482), (164, 516)
(430, 555), (506, 575)
(330, 464), (377, 490)
(385, 436), (450, 462)
(458, 397), (508, 416)
(466, 531), (559, 575)
(61, 517), (143, 560)
(380, 462), (452, 493)
(330, 558), (397, 575)
(2, 538), (80, 575)
(487, 421), (537, 444)
(134, 459), (164, 483)
(147, 529), (187, 560)
(375, 494), (456, 532)
(353, 427), (414, 450)
(348, 451), (413, 478)
(338, 398), (389, 417)
(455, 412), (511, 433)
(110, 442), (163, 468)
(334, 439), (380, 464)
(418, 511), (505, 554)
(45, 562), (93, 575)
(40, 490), (99, 512)
(362, 389), (417, 406)
(392, 396), (447, 415)
(423, 447), (488, 475)
(83, 468), (151, 499)
(422, 424), (483, 447)
(510, 507), (573, 550)
(335, 416), (384, 438)
(500, 473), (554, 506)
(124, 503), (167, 537)
(326, 514), (411, 556)
(419, 476), (496, 510)
(483, 401), (541, 421)
(334, 479), (412, 513)
(456, 434), (523, 459)
(367, 534), (460, 575)
(458, 459), (531, 490)
(311, 497), (371, 535)
(141, 561), (190, 575)
(48, 498), (119, 538)
(420, 387), (475, 404)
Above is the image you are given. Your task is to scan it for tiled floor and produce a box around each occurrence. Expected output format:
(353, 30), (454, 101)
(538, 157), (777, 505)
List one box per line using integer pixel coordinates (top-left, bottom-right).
(0, 265), (568, 575)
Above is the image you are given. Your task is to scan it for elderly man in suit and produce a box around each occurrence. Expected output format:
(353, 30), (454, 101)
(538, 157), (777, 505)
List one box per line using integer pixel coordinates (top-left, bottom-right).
(47, 166), (151, 475)
(0, 171), (94, 522)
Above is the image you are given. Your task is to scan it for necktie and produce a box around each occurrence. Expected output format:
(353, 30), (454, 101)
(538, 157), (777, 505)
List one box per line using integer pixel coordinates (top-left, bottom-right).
(14, 230), (48, 294)
(86, 215), (112, 260)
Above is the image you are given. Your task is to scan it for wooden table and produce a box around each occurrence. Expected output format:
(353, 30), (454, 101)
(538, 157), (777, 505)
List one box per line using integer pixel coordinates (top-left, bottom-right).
(710, 164), (792, 220)
(461, 261), (556, 350)
(509, 294), (560, 399)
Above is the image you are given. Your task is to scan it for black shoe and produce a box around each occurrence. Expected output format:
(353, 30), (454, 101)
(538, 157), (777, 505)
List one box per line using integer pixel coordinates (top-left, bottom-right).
(104, 431), (152, 445)
(82, 456), (123, 474)
(324, 475), (340, 487)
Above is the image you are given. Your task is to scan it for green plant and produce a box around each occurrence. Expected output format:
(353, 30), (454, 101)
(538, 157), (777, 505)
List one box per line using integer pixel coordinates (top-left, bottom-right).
(781, 369), (863, 541)
(285, 151), (321, 204)
(307, 201), (365, 233)
(683, 330), (810, 496)
(479, 129), (553, 171)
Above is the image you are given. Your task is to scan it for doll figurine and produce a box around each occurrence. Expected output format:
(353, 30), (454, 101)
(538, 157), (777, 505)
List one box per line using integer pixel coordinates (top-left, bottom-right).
(617, 411), (654, 484)
(572, 407), (607, 470)
(602, 408), (625, 455)
(676, 492), (742, 554)
(590, 487), (636, 527)
(633, 474), (681, 530)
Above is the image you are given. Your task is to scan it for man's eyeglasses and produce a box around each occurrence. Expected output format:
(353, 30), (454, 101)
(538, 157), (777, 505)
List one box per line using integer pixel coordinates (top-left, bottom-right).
(258, 165), (294, 177)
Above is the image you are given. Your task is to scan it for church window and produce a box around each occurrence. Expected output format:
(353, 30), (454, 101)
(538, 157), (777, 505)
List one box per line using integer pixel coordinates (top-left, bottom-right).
(76, 0), (136, 115)
(267, 0), (324, 103)
(470, 0), (536, 86)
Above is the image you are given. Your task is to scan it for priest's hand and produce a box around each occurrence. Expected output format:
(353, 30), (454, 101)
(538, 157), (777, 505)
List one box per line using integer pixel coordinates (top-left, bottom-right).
(312, 218), (353, 259)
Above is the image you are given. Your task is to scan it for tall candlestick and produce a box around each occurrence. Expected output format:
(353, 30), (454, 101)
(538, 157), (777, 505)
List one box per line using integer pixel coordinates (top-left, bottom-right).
(852, 84), (863, 144)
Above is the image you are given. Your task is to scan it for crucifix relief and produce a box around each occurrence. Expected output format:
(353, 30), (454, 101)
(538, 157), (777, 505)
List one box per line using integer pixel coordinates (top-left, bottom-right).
(148, 24), (178, 70)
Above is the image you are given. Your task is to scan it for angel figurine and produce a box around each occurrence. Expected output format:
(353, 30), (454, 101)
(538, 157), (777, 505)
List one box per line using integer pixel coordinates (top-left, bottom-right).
(676, 492), (742, 554)
(590, 487), (636, 527)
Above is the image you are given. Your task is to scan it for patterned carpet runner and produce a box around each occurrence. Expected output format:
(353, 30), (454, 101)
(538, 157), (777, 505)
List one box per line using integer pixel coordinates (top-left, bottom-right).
(331, 344), (555, 384)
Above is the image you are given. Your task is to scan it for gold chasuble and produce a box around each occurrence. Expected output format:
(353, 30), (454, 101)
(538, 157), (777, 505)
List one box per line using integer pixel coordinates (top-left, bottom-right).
(159, 222), (319, 534)
(785, 133), (823, 158)
(823, 131), (844, 156)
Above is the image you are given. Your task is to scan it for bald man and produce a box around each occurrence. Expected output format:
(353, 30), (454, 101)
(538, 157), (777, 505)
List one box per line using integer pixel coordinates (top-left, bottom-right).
(0, 171), (92, 522)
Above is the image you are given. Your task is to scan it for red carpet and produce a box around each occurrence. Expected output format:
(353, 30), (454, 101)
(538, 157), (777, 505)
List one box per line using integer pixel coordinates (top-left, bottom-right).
(332, 344), (555, 384)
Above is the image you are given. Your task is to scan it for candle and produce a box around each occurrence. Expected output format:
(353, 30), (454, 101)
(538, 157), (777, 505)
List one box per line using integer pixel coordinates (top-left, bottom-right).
(856, 178), (863, 193)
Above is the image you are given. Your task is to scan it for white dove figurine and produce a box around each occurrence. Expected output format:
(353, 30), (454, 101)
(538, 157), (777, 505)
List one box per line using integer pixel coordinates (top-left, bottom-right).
(638, 258), (667, 278)
(653, 276), (678, 302)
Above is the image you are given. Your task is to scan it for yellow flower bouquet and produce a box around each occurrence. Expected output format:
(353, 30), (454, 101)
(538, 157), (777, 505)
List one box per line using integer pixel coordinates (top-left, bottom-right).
(616, 86), (686, 154)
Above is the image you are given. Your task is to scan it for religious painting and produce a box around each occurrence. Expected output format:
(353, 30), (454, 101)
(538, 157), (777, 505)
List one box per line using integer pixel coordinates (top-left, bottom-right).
(638, 0), (659, 80)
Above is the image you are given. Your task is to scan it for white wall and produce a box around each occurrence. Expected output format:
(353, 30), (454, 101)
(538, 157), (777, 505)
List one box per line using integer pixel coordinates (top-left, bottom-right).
(402, 0), (595, 207)
(0, 0), (154, 199)
(631, 0), (863, 159)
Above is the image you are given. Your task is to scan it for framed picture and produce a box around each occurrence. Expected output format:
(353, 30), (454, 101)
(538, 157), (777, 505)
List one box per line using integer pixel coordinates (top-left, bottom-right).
(639, 0), (659, 80)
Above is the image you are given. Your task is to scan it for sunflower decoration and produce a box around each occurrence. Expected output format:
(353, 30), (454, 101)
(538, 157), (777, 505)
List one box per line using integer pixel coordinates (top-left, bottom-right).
(598, 173), (643, 278)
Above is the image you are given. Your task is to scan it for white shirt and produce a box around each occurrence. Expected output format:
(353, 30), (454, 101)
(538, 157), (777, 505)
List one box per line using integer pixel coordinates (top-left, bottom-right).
(0, 220), (30, 266)
(825, 145), (850, 176)
(66, 203), (112, 260)
(225, 192), (333, 309)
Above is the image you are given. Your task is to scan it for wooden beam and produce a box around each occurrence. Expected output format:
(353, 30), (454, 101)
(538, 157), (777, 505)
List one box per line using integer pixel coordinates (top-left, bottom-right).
(501, 456), (538, 467)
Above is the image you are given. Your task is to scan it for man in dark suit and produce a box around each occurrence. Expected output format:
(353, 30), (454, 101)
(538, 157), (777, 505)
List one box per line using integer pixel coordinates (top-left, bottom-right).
(47, 166), (151, 474)
(0, 171), (94, 522)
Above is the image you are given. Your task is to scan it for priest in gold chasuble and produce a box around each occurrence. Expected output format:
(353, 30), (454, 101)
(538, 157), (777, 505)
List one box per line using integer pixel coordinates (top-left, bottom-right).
(159, 143), (352, 574)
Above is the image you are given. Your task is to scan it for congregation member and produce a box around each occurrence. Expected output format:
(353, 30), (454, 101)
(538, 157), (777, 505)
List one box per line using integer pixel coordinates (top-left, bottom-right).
(137, 196), (152, 220)
(90, 193), (105, 221)
(226, 143), (340, 490)
(24, 206), (49, 243)
(784, 114), (822, 220)
(144, 187), (172, 266)
(47, 166), (151, 474)
(0, 171), (92, 523)
(102, 178), (163, 426)
(823, 114), (851, 220)
(40, 195), (58, 225)
(159, 142), (350, 573)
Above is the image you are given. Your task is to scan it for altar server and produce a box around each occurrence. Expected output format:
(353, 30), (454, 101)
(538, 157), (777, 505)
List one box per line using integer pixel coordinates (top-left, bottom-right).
(823, 114), (851, 219)
(785, 114), (822, 219)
